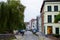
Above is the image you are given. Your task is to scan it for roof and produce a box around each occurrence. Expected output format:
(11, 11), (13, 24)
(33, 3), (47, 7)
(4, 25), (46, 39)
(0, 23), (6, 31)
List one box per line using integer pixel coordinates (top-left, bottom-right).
(31, 19), (36, 22)
(25, 22), (29, 25)
(40, 0), (60, 13)
(40, 1), (45, 13)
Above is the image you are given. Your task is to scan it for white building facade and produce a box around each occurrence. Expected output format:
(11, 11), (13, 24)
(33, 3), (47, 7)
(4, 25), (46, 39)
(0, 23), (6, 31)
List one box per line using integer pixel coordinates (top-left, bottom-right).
(31, 19), (37, 30)
(26, 24), (31, 31)
(25, 22), (32, 31)
(41, 1), (60, 35)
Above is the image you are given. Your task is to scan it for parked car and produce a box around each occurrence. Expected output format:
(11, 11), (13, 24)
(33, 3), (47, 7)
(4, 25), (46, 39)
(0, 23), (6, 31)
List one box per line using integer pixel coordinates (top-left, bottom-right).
(32, 29), (37, 33)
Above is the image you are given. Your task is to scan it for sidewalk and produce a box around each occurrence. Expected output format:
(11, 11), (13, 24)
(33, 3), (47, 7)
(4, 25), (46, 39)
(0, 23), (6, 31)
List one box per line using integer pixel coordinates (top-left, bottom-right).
(38, 32), (60, 40)
(13, 30), (25, 40)
(36, 32), (52, 40)
(15, 34), (24, 40)
(38, 34), (52, 40)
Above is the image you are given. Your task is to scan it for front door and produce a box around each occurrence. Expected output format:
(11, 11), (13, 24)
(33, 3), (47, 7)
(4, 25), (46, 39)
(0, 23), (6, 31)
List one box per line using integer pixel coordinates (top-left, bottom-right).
(56, 28), (59, 34)
(47, 26), (52, 34)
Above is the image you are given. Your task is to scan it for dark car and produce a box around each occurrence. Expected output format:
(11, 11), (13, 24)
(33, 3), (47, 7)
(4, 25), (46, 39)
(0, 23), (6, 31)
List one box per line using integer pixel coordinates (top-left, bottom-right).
(18, 30), (25, 36)
(32, 29), (37, 33)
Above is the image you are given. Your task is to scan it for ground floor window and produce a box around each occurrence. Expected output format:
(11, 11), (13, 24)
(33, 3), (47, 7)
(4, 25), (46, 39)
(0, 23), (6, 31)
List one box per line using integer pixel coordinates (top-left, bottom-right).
(55, 28), (59, 34)
(47, 26), (52, 34)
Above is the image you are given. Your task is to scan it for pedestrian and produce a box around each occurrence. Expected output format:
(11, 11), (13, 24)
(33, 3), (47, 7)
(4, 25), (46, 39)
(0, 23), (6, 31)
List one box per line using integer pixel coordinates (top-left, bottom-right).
(18, 30), (25, 36)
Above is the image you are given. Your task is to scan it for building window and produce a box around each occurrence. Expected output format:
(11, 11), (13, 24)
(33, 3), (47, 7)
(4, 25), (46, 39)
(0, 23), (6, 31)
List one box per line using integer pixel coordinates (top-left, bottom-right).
(48, 15), (52, 23)
(54, 15), (57, 22)
(44, 26), (45, 34)
(55, 28), (59, 34)
(33, 26), (34, 27)
(54, 6), (58, 11)
(47, 6), (51, 11)
(54, 15), (57, 19)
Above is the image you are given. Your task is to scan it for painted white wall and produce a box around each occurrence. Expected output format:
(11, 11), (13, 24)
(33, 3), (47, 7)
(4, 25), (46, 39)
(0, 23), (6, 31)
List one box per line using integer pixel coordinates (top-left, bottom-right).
(44, 12), (59, 23)
(44, 23), (60, 35)
(29, 21), (32, 29)
(43, 2), (60, 35)
(31, 20), (37, 30)
(26, 24), (31, 30)
(44, 2), (60, 23)
(44, 2), (60, 12)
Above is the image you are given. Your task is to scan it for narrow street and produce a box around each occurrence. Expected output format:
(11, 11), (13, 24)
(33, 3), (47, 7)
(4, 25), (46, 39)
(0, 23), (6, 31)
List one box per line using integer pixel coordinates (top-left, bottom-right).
(15, 31), (39, 40)
(15, 31), (58, 40)
(23, 31), (39, 40)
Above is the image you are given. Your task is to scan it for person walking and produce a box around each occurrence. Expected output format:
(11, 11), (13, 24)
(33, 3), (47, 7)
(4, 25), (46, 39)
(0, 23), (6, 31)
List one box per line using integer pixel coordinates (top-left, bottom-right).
(18, 30), (25, 36)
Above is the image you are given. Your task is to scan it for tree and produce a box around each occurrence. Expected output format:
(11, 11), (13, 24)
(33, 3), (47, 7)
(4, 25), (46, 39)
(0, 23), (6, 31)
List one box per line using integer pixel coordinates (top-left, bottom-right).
(54, 12), (60, 23)
(0, 0), (26, 34)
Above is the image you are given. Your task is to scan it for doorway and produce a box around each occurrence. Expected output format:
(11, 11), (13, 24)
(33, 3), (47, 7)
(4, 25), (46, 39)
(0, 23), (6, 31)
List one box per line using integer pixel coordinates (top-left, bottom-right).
(47, 26), (52, 34)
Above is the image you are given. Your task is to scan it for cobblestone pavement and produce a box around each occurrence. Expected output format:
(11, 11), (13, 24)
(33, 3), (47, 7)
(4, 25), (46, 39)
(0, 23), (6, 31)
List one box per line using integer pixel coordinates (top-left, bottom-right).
(36, 32), (51, 40)
(23, 31), (39, 40)
(15, 31), (60, 40)
(38, 32), (60, 40)
(15, 31), (39, 40)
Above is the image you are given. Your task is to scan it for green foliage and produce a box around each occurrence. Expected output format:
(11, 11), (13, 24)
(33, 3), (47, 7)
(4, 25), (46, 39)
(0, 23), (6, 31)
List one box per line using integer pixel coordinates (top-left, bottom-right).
(0, 0), (26, 34)
(53, 34), (59, 38)
(54, 12), (60, 23)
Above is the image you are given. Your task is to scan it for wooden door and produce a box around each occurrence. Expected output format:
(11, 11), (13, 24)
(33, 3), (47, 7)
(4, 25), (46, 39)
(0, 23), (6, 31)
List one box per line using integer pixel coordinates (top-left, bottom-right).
(47, 26), (52, 34)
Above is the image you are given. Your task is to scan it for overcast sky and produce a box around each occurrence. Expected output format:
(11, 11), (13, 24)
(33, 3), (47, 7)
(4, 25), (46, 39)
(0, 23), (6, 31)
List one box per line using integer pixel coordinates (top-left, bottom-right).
(0, 0), (43, 22)
(21, 0), (43, 22)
